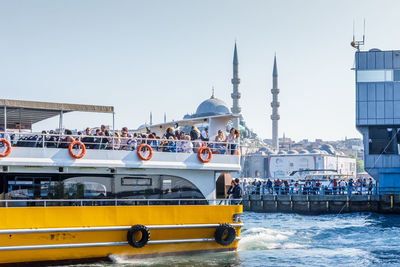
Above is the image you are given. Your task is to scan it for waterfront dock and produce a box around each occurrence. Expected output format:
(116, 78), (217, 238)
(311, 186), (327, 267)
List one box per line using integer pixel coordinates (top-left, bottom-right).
(242, 194), (400, 214)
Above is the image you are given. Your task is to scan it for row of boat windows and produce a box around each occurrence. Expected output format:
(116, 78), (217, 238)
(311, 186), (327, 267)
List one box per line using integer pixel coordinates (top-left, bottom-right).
(0, 175), (205, 200)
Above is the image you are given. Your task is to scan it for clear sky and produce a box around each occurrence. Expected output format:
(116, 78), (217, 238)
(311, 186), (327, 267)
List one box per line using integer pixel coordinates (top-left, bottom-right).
(0, 0), (398, 141)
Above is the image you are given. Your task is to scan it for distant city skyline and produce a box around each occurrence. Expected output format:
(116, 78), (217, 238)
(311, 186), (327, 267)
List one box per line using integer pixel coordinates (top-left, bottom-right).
(0, 0), (398, 140)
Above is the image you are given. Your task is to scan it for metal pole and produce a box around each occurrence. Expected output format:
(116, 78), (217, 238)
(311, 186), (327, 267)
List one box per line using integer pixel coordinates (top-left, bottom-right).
(60, 111), (63, 132)
(19, 108), (22, 133)
(42, 133), (45, 148)
(3, 106), (6, 134)
(57, 111), (63, 148)
(112, 112), (115, 150)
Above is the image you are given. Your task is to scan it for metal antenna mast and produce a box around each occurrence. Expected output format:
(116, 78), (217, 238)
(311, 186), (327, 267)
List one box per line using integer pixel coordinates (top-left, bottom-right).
(351, 19), (366, 51)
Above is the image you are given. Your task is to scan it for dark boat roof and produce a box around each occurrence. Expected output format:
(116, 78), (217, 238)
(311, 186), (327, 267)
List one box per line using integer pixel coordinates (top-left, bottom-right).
(0, 99), (114, 129)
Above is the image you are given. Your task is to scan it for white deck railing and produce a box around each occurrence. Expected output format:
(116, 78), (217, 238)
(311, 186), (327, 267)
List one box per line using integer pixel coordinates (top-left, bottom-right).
(0, 198), (242, 207)
(2, 133), (240, 155)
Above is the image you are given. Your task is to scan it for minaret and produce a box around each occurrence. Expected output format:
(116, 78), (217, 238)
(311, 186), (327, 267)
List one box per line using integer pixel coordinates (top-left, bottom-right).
(231, 42), (242, 129)
(271, 54), (280, 151)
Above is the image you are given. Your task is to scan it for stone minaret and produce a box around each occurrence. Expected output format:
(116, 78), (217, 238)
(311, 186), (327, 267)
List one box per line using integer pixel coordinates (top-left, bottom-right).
(231, 42), (242, 129)
(271, 54), (280, 151)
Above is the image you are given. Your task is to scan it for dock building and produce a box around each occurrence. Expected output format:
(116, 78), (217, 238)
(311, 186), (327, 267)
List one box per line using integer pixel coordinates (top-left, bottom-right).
(243, 148), (356, 180)
(355, 49), (400, 194)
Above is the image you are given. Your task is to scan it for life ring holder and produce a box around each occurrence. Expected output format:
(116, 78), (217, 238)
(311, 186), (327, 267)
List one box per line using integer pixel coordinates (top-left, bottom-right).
(214, 223), (236, 246)
(137, 143), (153, 161)
(198, 146), (212, 163)
(68, 140), (86, 159)
(0, 138), (12, 158)
(127, 224), (150, 248)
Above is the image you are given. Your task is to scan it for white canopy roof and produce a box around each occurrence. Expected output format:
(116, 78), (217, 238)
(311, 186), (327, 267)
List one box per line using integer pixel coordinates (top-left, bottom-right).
(137, 113), (239, 137)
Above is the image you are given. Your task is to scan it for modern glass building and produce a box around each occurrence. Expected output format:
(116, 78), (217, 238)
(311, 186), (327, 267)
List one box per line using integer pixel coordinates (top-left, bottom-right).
(355, 49), (400, 193)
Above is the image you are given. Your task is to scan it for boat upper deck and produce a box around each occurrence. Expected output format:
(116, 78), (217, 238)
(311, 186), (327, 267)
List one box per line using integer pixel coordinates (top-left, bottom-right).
(0, 135), (241, 172)
(0, 99), (241, 172)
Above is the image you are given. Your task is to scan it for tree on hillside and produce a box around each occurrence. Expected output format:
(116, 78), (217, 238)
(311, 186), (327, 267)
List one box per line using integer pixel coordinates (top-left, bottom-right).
(350, 154), (365, 173)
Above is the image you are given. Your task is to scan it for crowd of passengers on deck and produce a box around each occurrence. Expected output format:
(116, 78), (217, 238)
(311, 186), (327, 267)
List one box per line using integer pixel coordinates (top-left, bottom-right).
(242, 177), (376, 195)
(2, 125), (240, 155)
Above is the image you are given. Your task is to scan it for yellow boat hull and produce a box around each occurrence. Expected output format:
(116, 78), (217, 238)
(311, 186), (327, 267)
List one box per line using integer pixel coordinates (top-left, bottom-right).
(0, 205), (242, 264)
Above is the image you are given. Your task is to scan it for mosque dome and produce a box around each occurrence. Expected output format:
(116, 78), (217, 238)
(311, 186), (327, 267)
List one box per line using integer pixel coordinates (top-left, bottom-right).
(299, 150), (309, 154)
(136, 123), (149, 130)
(320, 144), (336, 155)
(194, 91), (230, 117)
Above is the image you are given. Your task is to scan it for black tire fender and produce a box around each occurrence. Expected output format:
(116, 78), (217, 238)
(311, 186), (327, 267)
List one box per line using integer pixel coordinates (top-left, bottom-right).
(127, 224), (150, 248)
(214, 223), (236, 246)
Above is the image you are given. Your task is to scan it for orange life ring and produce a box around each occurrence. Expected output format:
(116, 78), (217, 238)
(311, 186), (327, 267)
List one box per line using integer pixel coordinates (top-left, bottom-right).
(137, 143), (153, 161)
(0, 138), (11, 158)
(68, 140), (86, 159)
(198, 146), (212, 163)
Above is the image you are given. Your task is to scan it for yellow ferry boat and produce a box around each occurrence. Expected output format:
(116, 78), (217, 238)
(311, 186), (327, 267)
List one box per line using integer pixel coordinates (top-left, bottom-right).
(0, 99), (242, 265)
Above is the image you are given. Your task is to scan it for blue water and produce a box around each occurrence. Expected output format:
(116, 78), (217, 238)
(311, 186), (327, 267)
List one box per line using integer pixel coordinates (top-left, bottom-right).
(83, 212), (400, 266)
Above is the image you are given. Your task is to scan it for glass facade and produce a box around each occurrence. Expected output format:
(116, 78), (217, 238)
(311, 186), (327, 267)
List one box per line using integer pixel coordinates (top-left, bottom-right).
(368, 126), (400, 155)
(356, 51), (400, 126)
(357, 70), (393, 82)
(394, 70), (400, 81)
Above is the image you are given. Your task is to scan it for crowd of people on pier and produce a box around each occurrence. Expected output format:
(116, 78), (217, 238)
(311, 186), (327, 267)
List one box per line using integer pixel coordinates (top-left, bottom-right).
(241, 177), (376, 196)
(4, 125), (240, 155)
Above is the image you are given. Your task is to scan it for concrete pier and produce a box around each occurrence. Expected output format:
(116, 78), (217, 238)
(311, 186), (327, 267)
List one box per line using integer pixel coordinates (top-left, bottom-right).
(242, 194), (400, 214)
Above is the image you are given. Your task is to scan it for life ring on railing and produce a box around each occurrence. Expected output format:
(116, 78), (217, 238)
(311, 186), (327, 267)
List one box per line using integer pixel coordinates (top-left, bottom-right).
(0, 138), (11, 158)
(137, 143), (153, 161)
(214, 223), (236, 246)
(68, 140), (86, 159)
(198, 146), (212, 163)
(127, 224), (150, 248)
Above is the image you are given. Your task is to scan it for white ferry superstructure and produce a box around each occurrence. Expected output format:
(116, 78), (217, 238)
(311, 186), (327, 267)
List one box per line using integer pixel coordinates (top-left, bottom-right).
(0, 99), (242, 265)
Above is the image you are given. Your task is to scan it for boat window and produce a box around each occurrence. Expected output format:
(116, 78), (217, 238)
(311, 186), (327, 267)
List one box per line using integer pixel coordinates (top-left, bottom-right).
(1, 174), (205, 201)
(6, 176), (52, 199)
(62, 176), (111, 198)
(115, 175), (204, 199)
(162, 179), (172, 192)
(121, 177), (152, 186)
(2, 175), (112, 200)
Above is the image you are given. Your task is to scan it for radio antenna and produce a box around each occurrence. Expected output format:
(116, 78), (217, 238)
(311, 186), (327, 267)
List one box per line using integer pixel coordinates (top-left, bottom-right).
(363, 19), (366, 43)
(351, 19), (366, 51)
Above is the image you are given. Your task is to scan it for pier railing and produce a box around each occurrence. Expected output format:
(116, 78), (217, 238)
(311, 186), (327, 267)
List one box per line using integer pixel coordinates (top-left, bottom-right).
(0, 198), (243, 207)
(244, 184), (379, 196)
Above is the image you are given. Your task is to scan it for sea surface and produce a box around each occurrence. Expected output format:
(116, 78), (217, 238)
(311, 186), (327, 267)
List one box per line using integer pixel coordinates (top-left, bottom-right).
(74, 212), (400, 267)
